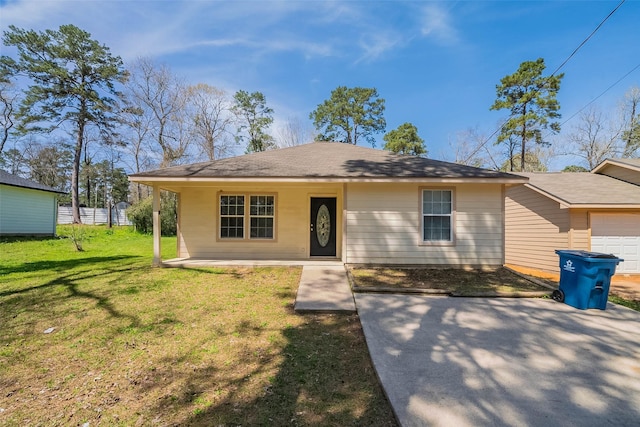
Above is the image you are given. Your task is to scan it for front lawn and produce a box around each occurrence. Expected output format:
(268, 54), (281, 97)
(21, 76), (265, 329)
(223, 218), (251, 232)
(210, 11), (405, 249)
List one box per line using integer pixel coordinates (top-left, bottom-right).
(0, 226), (396, 426)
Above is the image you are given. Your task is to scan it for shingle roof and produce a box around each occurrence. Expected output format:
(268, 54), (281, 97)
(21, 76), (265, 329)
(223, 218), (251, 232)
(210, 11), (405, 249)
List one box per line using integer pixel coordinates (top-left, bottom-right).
(519, 172), (640, 206)
(593, 157), (640, 172)
(613, 158), (640, 168)
(0, 170), (64, 194)
(130, 142), (523, 181)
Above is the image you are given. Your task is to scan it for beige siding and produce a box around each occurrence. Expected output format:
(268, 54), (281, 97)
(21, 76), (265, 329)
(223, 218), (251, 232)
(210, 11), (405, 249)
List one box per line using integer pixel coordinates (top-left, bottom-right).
(0, 184), (58, 236)
(176, 183), (342, 260)
(569, 210), (590, 251)
(505, 185), (570, 272)
(345, 183), (504, 266)
(597, 164), (640, 186)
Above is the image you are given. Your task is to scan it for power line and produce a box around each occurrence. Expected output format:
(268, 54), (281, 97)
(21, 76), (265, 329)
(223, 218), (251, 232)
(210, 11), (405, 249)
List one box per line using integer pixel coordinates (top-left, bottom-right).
(548, 0), (626, 78)
(462, 0), (627, 165)
(552, 61), (640, 132)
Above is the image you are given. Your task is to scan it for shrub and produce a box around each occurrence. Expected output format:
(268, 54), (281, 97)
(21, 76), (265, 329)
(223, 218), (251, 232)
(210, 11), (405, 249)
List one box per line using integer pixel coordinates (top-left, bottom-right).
(127, 193), (177, 236)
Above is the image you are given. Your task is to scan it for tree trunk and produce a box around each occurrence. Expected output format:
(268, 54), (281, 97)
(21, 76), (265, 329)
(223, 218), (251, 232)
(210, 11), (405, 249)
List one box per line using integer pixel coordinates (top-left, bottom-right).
(509, 138), (515, 172)
(71, 118), (85, 224)
(627, 100), (637, 148)
(520, 105), (527, 172)
(107, 200), (112, 228)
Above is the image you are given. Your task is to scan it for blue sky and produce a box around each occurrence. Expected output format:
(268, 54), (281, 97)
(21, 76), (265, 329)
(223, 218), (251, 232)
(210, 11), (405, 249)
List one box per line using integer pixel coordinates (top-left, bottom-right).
(1, 0), (639, 170)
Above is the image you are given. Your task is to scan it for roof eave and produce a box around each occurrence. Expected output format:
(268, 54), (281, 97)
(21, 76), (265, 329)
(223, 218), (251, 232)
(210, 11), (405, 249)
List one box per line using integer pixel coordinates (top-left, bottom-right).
(567, 204), (640, 210)
(523, 183), (572, 208)
(524, 184), (640, 209)
(129, 176), (528, 185)
(592, 158), (640, 174)
(1, 182), (66, 195)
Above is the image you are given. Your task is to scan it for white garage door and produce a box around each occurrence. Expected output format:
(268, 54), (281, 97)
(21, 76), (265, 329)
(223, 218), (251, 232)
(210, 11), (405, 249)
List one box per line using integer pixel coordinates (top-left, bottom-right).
(591, 213), (640, 273)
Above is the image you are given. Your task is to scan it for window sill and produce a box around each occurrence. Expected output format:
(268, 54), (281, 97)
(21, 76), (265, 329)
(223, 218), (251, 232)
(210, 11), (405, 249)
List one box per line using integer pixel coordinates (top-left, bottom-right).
(418, 240), (455, 247)
(217, 237), (277, 243)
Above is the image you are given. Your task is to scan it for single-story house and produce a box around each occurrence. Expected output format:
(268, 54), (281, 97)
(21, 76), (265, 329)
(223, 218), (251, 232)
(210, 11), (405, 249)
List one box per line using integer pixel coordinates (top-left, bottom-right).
(129, 142), (527, 266)
(0, 170), (65, 236)
(505, 158), (640, 274)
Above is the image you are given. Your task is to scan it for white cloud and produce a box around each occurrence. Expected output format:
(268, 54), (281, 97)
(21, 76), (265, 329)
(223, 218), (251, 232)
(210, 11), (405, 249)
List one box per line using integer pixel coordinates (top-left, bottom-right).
(0, 1), (400, 65)
(420, 3), (460, 45)
(356, 31), (404, 64)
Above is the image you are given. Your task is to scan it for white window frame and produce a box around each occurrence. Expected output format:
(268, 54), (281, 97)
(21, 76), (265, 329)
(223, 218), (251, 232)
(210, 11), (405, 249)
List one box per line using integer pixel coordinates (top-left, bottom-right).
(420, 188), (455, 246)
(219, 194), (245, 239)
(249, 195), (275, 239)
(218, 193), (276, 241)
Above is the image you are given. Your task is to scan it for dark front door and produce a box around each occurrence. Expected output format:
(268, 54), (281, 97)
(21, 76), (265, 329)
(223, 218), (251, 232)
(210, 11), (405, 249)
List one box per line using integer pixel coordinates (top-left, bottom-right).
(310, 197), (337, 257)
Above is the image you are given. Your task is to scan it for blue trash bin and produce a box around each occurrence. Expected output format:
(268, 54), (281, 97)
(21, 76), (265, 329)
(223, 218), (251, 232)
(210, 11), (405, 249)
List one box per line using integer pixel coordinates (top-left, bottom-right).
(554, 250), (623, 310)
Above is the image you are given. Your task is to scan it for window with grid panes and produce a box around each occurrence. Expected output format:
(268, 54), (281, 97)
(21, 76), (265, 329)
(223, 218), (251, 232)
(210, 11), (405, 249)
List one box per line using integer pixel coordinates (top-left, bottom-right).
(422, 189), (453, 242)
(249, 195), (274, 239)
(220, 195), (244, 238)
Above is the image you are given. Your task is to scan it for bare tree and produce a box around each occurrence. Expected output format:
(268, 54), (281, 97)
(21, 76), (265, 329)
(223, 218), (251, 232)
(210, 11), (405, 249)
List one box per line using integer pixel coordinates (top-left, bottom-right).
(0, 146), (27, 175)
(125, 58), (189, 167)
(500, 146), (550, 172)
(186, 83), (235, 161)
(276, 116), (313, 148)
(621, 86), (640, 157)
(568, 107), (622, 169)
(119, 103), (154, 202)
(22, 139), (72, 190)
(446, 127), (499, 170)
(0, 79), (18, 154)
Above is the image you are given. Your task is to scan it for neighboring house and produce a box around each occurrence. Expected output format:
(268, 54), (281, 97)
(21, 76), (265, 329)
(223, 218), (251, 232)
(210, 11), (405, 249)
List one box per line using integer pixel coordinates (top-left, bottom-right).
(129, 142), (526, 266)
(0, 170), (65, 236)
(505, 159), (640, 274)
(591, 158), (640, 186)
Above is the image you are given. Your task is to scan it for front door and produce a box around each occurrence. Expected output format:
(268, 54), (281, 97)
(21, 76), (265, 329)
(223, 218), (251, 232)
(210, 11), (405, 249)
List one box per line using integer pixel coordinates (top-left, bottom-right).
(310, 197), (337, 257)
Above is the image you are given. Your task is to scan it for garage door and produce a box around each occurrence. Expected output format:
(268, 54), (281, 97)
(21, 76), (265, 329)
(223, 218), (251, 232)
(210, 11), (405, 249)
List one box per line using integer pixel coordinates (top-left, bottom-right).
(591, 213), (640, 273)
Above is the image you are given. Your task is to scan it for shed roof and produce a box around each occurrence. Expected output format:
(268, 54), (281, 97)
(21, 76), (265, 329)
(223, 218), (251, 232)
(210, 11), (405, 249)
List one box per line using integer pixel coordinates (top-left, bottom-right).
(130, 142), (524, 183)
(519, 172), (640, 207)
(0, 170), (64, 194)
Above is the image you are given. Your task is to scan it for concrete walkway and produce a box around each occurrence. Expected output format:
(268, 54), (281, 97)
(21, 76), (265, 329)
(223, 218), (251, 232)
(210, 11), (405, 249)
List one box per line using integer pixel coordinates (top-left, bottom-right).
(355, 294), (640, 427)
(294, 265), (356, 312)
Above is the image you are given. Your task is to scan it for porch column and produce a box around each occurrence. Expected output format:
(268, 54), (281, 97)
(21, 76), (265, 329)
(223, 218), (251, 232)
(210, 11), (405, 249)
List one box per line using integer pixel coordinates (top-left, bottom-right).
(152, 185), (162, 267)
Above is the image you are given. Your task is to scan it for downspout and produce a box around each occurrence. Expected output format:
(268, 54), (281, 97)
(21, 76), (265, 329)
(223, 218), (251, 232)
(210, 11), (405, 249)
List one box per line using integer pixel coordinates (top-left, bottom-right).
(153, 185), (162, 267)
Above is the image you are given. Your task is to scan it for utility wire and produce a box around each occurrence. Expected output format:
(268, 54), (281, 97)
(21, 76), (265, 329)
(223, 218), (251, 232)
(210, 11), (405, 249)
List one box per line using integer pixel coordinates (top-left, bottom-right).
(462, 0), (627, 165)
(547, 0), (626, 78)
(552, 61), (640, 133)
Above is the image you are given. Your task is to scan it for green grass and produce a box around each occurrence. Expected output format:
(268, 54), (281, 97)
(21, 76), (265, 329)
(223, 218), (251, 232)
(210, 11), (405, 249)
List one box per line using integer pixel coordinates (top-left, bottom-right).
(0, 226), (396, 426)
(609, 295), (640, 312)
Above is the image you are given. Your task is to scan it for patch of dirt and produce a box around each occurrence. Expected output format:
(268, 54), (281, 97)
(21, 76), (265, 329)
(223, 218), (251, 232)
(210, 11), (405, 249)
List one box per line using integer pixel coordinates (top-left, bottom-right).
(610, 277), (640, 301)
(349, 267), (553, 296)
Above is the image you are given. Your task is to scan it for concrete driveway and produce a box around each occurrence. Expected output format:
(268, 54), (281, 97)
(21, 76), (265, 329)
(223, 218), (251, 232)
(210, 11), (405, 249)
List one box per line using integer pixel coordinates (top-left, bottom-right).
(355, 295), (640, 427)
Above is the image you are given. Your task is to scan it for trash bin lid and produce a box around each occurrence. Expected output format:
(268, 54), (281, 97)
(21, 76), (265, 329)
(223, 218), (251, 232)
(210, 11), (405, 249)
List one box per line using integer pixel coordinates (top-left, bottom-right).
(555, 249), (620, 259)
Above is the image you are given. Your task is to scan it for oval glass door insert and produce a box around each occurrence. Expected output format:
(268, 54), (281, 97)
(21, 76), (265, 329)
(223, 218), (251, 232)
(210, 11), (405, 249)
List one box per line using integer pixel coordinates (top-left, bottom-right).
(316, 204), (331, 247)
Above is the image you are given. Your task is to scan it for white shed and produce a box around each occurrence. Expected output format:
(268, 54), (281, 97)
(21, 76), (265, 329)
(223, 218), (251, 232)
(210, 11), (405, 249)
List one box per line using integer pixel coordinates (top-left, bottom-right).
(0, 170), (64, 236)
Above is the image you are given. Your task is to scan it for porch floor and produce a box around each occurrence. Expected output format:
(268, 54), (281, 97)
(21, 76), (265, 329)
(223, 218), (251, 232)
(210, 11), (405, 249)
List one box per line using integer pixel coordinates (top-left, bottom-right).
(161, 257), (344, 267)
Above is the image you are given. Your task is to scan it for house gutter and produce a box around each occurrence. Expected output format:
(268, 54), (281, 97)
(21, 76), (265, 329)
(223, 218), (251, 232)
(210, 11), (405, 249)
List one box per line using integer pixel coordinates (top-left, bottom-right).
(129, 176), (529, 185)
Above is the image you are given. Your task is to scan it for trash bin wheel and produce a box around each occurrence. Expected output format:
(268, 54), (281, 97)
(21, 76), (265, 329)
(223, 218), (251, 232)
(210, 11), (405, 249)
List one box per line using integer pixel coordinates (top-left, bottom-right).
(552, 289), (565, 303)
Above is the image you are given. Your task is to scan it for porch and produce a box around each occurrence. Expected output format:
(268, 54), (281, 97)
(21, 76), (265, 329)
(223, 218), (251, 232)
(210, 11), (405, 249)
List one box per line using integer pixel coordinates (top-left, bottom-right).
(161, 257), (345, 268)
